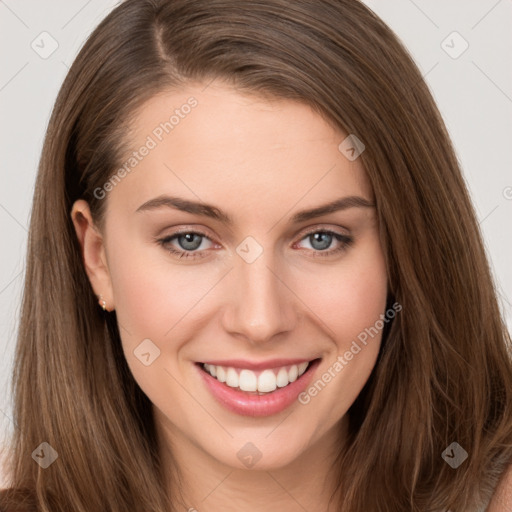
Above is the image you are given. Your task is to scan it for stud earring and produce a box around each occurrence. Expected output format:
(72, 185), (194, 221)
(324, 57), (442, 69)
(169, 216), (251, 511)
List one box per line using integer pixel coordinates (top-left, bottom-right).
(98, 294), (107, 311)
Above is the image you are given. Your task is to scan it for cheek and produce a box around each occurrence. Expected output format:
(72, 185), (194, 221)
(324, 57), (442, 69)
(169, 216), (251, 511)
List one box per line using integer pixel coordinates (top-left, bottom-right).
(105, 241), (216, 401)
(106, 230), (218, 338)
(105, 234), (231, 401)
(301, 238), (388, 348)
(295, 239), (388, 421)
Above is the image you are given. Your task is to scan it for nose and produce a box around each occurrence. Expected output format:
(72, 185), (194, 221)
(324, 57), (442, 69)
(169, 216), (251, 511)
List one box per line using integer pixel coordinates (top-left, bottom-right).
(221, 250), (298, 345)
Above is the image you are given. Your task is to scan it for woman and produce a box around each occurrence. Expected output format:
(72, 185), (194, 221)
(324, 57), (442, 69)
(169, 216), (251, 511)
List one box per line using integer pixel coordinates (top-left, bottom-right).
(1, 0), (511, 510)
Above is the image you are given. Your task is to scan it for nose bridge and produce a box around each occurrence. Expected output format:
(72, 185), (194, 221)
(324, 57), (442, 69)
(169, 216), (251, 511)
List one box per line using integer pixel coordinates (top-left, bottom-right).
(223, 242), (296, 343)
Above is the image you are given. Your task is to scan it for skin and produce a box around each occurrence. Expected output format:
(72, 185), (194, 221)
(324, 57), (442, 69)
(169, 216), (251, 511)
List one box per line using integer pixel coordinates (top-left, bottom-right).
(71, 81), (388, 511)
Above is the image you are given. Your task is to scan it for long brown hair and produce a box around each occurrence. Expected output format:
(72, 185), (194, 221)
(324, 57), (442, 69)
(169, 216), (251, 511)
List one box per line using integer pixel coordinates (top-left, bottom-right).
(2, 0), (511, 510)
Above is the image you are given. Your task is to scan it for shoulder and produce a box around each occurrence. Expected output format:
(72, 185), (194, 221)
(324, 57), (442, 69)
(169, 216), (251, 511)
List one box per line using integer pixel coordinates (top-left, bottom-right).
(487, 464), (512, 511)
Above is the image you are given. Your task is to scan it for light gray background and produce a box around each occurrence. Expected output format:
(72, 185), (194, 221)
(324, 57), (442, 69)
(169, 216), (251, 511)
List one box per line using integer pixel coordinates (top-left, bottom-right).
(1, 0), (511, 485)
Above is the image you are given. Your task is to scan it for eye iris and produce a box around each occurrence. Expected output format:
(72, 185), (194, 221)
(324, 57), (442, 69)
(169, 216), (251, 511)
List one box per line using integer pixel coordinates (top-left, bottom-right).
(178, 233), (202, 251)
(310, 232), (332, 250)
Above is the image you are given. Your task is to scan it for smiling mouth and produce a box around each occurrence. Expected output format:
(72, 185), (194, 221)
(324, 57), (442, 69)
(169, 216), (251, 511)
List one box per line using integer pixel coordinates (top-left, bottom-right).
(197, 359), (320, 395)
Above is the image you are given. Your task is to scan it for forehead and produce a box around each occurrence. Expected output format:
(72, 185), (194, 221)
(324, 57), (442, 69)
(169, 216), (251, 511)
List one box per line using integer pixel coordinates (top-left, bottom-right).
(106, 82), (373, 219)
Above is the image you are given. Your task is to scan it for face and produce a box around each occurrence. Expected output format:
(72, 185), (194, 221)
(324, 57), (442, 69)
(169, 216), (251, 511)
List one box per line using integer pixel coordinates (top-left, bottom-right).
(72, 82), (388, 471)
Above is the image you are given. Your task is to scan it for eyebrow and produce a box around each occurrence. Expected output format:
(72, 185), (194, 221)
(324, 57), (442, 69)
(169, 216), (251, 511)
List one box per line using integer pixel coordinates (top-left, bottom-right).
(135, 195), (375, 224)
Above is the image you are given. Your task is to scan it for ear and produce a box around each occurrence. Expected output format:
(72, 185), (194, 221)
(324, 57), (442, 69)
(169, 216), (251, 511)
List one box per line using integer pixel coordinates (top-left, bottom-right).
(70, 199), (114, 312)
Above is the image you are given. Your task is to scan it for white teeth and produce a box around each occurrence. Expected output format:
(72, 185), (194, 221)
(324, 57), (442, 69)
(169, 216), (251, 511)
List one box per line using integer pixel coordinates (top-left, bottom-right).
(276, 367), (289, 387)
(226, 367), (238, 388)
(216, 366), (226, 383)
(203, 360), (312, 392)
(258, 370), (277, 392)
(239, 369), (257, 392)
(298, 362), (308, 375)
(288, 364), (298, 382)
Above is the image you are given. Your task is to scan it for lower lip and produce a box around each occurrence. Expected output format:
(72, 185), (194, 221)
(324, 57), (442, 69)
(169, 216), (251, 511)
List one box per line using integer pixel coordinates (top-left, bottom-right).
(197, 359), (321, 417)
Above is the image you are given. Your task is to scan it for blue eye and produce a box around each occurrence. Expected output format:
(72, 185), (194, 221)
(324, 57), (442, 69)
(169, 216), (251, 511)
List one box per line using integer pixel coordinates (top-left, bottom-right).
(157, 230), (213, 259)
(156, 228), (353, 260)
(295, 230), (353, 257)
(173, 233), (204, 251)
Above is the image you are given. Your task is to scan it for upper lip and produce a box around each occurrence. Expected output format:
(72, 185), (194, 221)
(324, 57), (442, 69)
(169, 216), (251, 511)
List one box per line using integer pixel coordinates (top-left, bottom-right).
(198, 358), (318, 371)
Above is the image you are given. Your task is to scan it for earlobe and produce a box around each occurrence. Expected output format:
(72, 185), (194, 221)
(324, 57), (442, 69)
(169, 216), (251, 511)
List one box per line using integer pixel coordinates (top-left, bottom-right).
(70, 199), (114, 312)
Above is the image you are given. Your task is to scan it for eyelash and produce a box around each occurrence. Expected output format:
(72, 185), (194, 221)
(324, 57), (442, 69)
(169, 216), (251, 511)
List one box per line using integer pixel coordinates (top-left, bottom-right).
(156, 227), (354, 260)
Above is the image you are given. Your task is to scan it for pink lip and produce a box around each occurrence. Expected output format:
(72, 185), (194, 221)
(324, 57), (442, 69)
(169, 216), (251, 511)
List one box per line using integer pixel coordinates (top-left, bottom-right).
(200, 358), (312, 371)
(197, 359), (321, 417)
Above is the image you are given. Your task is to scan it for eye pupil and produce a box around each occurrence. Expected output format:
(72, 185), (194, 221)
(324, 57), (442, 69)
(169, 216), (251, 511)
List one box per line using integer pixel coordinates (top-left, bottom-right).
(310, 232), (332, 251)
(178, 233), (202, 251)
